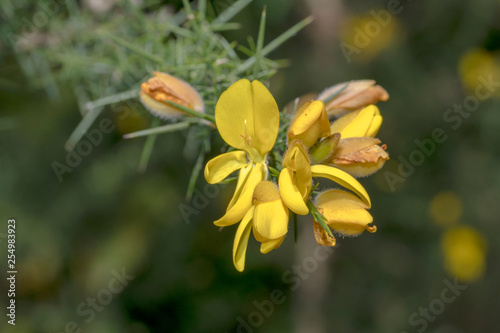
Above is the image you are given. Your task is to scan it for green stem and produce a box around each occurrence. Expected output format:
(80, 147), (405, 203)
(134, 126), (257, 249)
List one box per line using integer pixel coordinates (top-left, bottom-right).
(253, 6), (267, 79)
(211, 0), (253, 25)
(306, 201), (333, 238)
(99, 32), (164, 63)
(138, 118), (160, 172)
(185, 148), (205, 201)
(237, 15), (314, 73)
(123, 121), (193, 139)
(163, 100), (216, 123)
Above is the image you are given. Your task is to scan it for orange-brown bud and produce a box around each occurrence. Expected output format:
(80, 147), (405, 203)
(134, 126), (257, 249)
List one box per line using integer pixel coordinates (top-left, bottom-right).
(318, 80), (389, 117)
(139, 71), (204, 119)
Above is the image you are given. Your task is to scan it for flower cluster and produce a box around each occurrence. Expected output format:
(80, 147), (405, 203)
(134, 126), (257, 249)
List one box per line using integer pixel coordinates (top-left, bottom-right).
(202, 79), (390, 271)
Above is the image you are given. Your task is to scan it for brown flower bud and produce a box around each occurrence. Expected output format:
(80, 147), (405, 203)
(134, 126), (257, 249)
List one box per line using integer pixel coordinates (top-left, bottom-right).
(318, 80), (389, 117)
(328, 137), (389, 178)
(139, 71), (204, 119)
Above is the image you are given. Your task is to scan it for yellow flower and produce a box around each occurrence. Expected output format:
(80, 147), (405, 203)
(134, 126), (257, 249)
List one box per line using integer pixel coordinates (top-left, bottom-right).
(429, 191), (463, 226)
(330, 104), (383, 138)
(324, 104), (388, 177)
(280, 101), (373, 215)
(233, 181), (289, 271)
(315, 189), (376, 240)
(458, 48), (500, 93)
(204, 79), (279, 226)
(139, 71), (204, 118)
(278, 140), (372, 215)
(340, 13), (398, 63)
(441, 226), (487, 282)
(317, 80), (389, 117)
(287, 100), (330, 148)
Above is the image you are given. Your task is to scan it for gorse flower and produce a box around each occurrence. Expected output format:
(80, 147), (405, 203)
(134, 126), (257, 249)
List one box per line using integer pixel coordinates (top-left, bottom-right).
(205, 78), (390, 271)
(204, 79), (279, 226)
(140, 71), (204, 119)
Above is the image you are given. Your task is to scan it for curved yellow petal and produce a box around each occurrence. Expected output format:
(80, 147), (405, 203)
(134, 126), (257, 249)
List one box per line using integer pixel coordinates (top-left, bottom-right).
(214, 163), (266, 227)
(329, 110), (358, 134)
(283, 141), (312, 198)
(324, 212), (374, 236)
(253, 199), (289, 240)
(288, 100), (330, 147)
(227, 163), (253, 211)
(330, 105), (381, 139)
(310, 164), (371, 208)
(204, 151), (248, 184)
(232, 207), (254, 272)
(366, 114), (382, 137)
(260, 236), (285, 254)
(316, 189), (370, 209)
(215, 79), (279, 158)
(316, 190), (374, 236)
(279, 168), (309, 215)
(338, 106), (375, 138)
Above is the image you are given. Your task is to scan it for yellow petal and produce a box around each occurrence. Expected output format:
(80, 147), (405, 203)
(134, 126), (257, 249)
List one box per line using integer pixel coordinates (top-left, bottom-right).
(310, 164), (371, 208)
(204, 151), (248, 184)
(329, 110), (358, 134)
(282, 140), (312, 198)
(260, 236), (285, 254)
(232, 207), (254, 272)
(215, 79), (279, 158)
(324, 212), (375, 236)
(316, 190), (375, 236)
(288, 100), (330, 147)
(253, 198), (289, 240)
(214, 163), (266, 227)
(366, 114), (382, 137)
(316, 189), (370, 210)
(278, 168), (309, 215)
(227, 164), (253, 211)
(330, 105), (380, 139)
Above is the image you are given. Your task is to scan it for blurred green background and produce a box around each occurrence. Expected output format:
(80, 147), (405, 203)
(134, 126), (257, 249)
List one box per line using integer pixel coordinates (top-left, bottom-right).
(1, 0), (500, 332)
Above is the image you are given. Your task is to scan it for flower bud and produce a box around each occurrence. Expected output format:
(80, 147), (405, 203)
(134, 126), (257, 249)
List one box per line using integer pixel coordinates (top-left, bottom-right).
(282, 93), (319, 114)
(330, 105), (382, 139)
(287, 100), (330, 148)
(279, 140), (312, 215)
(315, 189), (376, 236)
(318, 80), (389, 117)
(328, 137), (389, 178)
(139, 71), (204, 119)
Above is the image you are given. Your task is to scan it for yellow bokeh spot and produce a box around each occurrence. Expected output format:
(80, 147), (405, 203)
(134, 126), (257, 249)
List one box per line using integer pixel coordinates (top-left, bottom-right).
(441, 226), (487, 282)
(429, 191), (463, 226)
(340, 11), (398, 62)
(458, 48), (500, 93)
